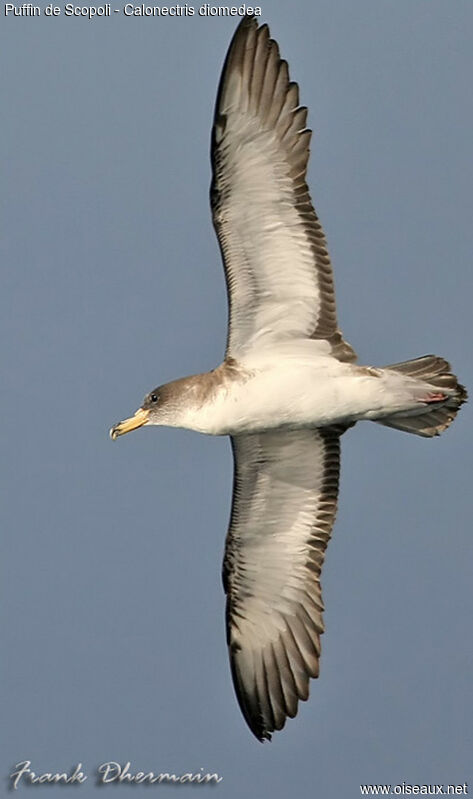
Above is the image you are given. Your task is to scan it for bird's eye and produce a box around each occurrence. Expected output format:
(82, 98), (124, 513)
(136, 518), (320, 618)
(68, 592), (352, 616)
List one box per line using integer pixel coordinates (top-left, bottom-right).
(150, 394), (158, 403)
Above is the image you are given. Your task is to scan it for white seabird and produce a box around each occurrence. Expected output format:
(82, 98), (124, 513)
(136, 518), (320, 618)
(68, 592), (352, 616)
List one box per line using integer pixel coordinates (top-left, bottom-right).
(110, 15), (466, 741)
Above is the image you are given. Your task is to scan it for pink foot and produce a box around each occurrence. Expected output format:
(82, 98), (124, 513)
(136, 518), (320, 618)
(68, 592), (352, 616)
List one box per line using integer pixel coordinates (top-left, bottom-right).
(420, 392), (447, 404)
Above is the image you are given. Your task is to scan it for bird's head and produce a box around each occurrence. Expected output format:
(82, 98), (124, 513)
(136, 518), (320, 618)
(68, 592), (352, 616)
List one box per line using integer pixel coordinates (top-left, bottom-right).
(109, 387), (166, 440)
(109, 376), (202, 440)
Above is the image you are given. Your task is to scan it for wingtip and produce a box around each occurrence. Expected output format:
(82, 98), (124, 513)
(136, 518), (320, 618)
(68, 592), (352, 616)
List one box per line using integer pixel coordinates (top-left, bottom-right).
(258, 730), (273, 743)
(233, 11), (258, 36)
(249, 719), (273, 743)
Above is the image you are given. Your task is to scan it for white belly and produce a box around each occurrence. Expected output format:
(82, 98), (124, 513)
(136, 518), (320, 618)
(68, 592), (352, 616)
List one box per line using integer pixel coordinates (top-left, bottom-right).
(180, 355), (405, 436)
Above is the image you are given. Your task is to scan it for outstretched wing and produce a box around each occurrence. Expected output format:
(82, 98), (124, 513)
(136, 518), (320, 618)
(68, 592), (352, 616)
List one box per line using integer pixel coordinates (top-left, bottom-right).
(211, 15), (355, 363)
(223, 428), (341, 740)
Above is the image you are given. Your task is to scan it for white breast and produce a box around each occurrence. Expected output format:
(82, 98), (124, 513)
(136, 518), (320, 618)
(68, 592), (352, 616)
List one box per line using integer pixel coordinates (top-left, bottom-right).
(180, 352), (388, 436)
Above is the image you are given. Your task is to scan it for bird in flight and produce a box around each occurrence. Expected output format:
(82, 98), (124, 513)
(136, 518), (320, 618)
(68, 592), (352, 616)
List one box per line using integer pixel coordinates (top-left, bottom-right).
(110, 14), (466, 741)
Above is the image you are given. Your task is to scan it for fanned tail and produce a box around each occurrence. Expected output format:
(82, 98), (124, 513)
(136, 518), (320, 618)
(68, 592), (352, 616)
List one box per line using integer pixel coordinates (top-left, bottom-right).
(377, 355), (467, 437)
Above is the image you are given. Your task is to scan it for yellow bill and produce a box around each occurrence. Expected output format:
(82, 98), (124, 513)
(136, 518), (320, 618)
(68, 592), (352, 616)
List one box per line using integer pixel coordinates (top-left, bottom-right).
(110, 408), (149, 440)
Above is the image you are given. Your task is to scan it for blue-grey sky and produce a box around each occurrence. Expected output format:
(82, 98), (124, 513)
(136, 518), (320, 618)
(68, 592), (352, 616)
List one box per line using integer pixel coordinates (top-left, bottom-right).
(2, 2), (472, 797)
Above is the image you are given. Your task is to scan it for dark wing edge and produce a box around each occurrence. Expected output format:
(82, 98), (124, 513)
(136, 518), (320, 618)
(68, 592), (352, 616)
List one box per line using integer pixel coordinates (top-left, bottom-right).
(210, 14), (356, 363)
(223, 428), (342, 741)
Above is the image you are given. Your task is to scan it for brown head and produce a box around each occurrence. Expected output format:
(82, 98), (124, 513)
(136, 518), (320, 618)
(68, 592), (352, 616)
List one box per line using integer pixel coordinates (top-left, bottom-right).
(109, 374), (214, 440)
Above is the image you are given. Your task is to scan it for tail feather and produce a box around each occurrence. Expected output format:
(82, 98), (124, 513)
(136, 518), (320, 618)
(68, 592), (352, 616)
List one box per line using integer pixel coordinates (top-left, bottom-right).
(377, 355), (467, 438)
